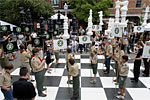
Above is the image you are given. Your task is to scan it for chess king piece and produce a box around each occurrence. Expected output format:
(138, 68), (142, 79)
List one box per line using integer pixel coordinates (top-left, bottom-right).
(120, 0), (129, 27)
(142, 6), (149, 27)
(62, 16), (69, 39)
(87, 9), (93, 35)
(115, 0), (121, 25)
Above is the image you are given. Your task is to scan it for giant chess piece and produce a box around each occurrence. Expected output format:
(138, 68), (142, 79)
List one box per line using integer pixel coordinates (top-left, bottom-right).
(115, 0), (121, 25)
(98, 11), (103, 31)
(142, 6), (149, 27)
(120, 0), (129, 27)
(87, 9), (93, 35)
(62, 16), (69, 39)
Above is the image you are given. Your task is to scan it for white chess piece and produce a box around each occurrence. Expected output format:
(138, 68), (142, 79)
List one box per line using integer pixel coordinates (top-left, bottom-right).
(142, 6), (149, 27)
(120, 0), (129, 27)
(115, 0), (121, 25)
(62, 16), (69, 39)
(87, 9), (93, 35)
(98, 11), (103, 31)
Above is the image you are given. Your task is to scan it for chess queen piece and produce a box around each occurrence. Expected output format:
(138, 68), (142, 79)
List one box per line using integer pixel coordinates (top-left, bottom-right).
(98, 11), (103, 31)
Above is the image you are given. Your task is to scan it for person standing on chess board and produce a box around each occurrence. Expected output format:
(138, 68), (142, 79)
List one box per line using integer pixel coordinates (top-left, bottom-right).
(0, 63), (14, 100)
(131, 41), (143, 83)
(142, 41), (150, 77)
(113, 44), (125, 84)
(13, 67), (36, 100)
(89, 42), (96, 58)
(104, 40), (113, 74)
(116, 55), (129, 100)
(89, 50), (98, 84)
(69, 58), (79, 100)
(65, 47), (75, 84)
(31, 48), (47, 97)
(19, 44), (32, 73)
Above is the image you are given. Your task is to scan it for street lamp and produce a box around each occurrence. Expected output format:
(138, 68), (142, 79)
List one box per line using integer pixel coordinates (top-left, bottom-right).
(64, 3), (68, 17)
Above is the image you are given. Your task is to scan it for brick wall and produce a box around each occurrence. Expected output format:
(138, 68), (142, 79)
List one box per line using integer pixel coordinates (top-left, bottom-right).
(109, 0), (150, 15)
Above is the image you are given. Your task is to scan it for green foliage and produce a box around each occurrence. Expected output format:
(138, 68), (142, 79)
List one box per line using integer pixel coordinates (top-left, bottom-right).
(0, 0), (54, 25)
(68, 0), (113, 23)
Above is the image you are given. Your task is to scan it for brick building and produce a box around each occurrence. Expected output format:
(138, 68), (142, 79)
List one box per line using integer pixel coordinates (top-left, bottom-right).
(108, 0), (150, 24)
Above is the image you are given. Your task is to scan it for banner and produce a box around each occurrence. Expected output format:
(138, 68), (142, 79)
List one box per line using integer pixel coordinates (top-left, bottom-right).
(134, 26), (144, 33)
(3, 41), (18, 54)
(53, 39), (67, 50)
(108, 32), (114, 39)
(32, 38), (43, 47)
(92, 25), (101, 31)
(112, 26), (122, 37)
(142, 46), (150, 58)
(1, 25), (11, 32)
(79, 35), (91, 44)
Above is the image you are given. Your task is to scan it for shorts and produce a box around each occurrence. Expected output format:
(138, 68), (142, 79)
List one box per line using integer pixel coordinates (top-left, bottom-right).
(119, 76), (127, 89)
(54, 52), (59, 60)
(91, 64), (97, 74)
(46, 56), (51, 65)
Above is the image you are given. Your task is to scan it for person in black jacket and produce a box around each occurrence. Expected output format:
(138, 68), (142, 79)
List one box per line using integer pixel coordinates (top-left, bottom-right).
(13, 67), (36, 100)
(131, 41), (143, 83)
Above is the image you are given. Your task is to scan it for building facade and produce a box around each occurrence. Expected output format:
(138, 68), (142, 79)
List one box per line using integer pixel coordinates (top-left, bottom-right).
(108, 0), (150, 25)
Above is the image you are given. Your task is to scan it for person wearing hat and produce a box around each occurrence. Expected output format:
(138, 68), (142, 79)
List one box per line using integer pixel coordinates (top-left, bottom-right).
(69, 58), (79, 100)
(31, 48), (46, 97)
(104, 39), (113, 74)
(0, 63), (14, 100)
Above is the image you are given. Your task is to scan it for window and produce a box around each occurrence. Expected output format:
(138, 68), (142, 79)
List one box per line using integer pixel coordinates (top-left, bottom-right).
(136, 0), (142, 8)
(51, 0), (59, 6)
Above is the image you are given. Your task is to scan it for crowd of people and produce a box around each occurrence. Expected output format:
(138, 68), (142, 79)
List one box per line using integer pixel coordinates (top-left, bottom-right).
(0, 25), (150, 100)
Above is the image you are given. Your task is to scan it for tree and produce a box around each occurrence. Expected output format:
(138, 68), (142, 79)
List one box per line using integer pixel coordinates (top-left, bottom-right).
(0, 0), (54, 25)
(68, 0), (113, 25)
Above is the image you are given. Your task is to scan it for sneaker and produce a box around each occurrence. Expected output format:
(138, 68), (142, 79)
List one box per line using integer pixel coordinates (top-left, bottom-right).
(42, 88), (47, 91)
(38, 93), (47, 97)
(90, 80), (96, 84)
(67, 80), (73, 84)
(116, 95), (124, 99)
(71, 97), (78, 100)
(47, 70), (51, 73)
(117, 92), (125, 96)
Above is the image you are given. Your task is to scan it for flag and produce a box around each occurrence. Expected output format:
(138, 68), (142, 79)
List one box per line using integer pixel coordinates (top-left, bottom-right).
(53, 39), (67, 50)
(142, 46), (150, 58)
(112, 26), (122, 37)
(79, 35), (91, 44)
(134, 26), (144, 33)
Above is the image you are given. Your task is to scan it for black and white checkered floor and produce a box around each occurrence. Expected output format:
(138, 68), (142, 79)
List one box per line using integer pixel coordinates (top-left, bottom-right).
(1, 54), (150, 100)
